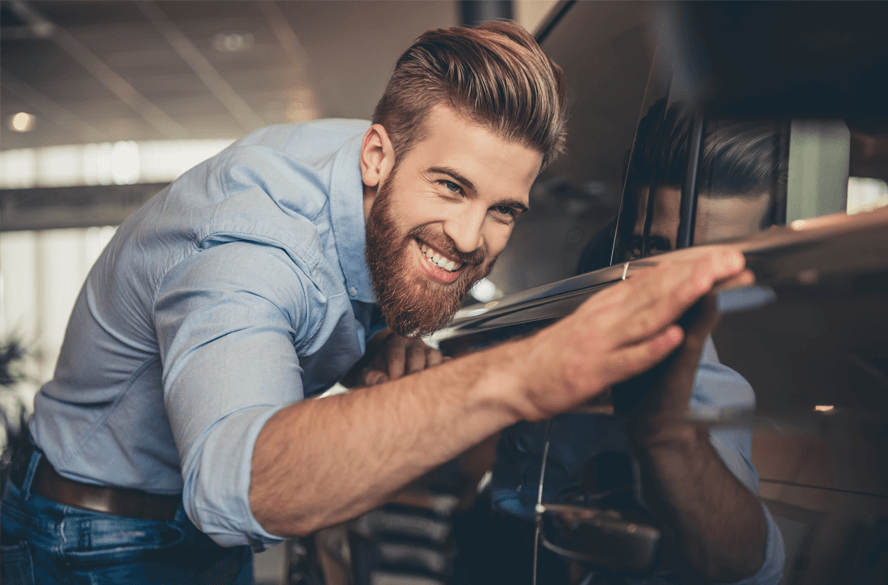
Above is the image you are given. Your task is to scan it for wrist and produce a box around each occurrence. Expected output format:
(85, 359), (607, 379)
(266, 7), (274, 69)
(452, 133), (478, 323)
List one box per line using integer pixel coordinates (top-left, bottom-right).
(474, 337), (542, 423)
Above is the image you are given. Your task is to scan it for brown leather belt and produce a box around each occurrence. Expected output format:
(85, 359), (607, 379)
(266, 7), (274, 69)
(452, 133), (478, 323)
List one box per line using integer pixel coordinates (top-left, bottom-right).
(28, 453), (181, 523)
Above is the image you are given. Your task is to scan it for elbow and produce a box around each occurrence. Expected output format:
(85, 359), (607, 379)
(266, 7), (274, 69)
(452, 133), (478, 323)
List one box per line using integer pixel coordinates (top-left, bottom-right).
(249, 491), (327, 538)
(254, 512), (328, 539)
(678, 537), (766, 584)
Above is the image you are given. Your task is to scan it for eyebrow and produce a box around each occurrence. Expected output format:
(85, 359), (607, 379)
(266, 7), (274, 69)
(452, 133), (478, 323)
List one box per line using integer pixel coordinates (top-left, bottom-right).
(427, 166), (531, 212)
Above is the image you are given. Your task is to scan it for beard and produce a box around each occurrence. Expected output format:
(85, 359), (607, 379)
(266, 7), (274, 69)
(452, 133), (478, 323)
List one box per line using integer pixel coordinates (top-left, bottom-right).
(364, 171), (497, 338)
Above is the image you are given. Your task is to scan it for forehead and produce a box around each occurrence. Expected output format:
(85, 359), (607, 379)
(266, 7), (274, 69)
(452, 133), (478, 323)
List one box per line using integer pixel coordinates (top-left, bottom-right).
(633, 187), (682, 229)
(404, 105), (543, 195)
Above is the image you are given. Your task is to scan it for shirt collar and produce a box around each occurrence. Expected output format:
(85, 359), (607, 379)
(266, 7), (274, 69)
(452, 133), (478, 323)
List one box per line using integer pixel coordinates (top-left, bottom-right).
(329, 131), (376, 304)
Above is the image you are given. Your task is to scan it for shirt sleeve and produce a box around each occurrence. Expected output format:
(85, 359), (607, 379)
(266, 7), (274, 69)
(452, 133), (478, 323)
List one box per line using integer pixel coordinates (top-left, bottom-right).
(490, 338), (786, 584)
(154, 240), (324, 548)
(696, 339), (786, 585)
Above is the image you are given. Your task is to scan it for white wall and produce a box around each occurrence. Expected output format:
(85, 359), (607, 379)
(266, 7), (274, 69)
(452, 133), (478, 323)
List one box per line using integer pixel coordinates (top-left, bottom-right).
(0, 227), (117, 406)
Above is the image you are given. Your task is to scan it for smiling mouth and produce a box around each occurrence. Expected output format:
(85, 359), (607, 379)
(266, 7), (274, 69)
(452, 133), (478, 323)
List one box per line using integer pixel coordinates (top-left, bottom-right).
(418, 239), (463, 273)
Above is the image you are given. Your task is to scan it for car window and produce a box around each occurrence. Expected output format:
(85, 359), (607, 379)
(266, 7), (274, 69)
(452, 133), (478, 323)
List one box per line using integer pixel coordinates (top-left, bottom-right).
(480, 1), (659, 295)
(614, 97), (791, 261)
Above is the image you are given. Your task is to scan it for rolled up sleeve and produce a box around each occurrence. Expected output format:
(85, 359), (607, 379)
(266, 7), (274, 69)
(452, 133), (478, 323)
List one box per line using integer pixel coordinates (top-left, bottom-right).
(698, 340), (786, 585)
(155, 240), (320, 548)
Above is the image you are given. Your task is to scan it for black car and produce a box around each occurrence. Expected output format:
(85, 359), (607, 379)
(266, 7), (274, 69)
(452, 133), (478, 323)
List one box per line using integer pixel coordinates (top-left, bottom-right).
(290, 3), (888, 584)
(436, 3), (888, 584)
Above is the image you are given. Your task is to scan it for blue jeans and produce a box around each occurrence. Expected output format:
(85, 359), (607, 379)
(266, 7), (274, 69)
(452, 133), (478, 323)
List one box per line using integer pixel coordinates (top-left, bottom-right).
(1, 449), (254, 585)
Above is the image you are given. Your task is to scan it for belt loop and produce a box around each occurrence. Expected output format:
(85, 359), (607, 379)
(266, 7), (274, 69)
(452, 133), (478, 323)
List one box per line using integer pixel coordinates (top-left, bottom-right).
(21, 449), (42, 500)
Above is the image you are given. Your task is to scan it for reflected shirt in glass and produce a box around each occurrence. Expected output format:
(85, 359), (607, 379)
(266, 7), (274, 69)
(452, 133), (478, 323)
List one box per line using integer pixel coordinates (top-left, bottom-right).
(491, 339), (786, 584)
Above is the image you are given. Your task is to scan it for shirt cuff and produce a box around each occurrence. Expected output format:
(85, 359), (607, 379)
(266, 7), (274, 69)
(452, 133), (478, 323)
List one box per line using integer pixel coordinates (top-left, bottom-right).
(181, 404), (290, 549)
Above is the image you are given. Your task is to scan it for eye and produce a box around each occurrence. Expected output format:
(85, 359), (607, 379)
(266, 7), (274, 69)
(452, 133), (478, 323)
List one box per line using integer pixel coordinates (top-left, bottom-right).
(647, 237), (672, 255)
(493, 205), (516, 217)
(439, 180), (463, 194)
(626, 236), (643, 260)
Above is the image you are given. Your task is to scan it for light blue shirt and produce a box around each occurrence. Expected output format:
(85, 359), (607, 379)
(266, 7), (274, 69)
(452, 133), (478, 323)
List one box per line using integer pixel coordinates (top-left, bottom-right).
(31, 119), (376, 548)
(491, 339), (785, 584)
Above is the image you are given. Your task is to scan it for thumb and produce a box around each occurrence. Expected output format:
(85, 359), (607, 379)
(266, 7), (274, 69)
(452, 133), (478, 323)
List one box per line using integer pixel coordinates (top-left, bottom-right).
(680, 294), (720, 354)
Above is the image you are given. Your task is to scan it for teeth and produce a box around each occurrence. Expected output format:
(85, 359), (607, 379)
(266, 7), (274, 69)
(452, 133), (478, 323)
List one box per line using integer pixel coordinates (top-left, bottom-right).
(418, 240), (460, 272)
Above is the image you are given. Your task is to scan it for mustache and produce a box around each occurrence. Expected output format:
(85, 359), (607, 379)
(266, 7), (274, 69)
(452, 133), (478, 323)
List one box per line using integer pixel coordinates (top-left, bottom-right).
(408, 225), (486, 267)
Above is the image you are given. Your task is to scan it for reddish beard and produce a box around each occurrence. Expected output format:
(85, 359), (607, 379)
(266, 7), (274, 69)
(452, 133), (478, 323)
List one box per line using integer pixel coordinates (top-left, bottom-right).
(364, 173), (496, 338)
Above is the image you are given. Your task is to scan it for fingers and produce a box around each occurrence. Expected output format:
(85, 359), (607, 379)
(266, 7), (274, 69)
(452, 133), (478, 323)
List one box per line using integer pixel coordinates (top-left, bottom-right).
(602, 325), (686, 388)
(714, 268), (755, 292)
(518, 247), (746, 421)
(606, 248), (745, 348)
(613, 294), (722, 418)
(360, 337), (445, 386)
(681, 294), (720, 347)
(363, 370), (388, 386)
(425, 347), (445, 368)
(406, 342), (430, 374)
(390, 338), (442, 378)
(384, 335), (409, 381)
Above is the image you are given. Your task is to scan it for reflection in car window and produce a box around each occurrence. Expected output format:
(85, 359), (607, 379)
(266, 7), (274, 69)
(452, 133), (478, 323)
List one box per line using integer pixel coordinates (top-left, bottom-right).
(480, 1), (659, 296)
(696, 118), (788, 243)
(616, 99), (789, 261)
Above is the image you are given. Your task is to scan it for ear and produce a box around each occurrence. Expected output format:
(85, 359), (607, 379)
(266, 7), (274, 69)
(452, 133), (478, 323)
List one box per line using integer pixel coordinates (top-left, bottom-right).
(360, 124), (395, 190)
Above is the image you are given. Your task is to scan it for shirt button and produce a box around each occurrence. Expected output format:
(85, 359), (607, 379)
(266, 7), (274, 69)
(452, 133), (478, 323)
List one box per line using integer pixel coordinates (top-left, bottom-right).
(348, 287), (358, 297)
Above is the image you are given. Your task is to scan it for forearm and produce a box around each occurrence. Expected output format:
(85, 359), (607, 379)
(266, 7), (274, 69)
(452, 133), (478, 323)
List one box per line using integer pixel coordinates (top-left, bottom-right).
(249, 341), (522, 536)
(249, 248), (749, 537)
(629, 420), (767, 583)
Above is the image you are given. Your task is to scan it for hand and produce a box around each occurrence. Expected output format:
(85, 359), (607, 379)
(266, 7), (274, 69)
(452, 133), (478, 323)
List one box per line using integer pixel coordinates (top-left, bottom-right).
(342, 329), (447, 388)
(611, 292), (719, 422)
(513, 246), (753, 421)
(611, 292), (768, 584)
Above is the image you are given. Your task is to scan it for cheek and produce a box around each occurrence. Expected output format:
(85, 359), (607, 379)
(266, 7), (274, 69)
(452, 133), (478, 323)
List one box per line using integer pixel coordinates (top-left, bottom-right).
(402, 195), (450, 227)
(484, 223), (514, 258)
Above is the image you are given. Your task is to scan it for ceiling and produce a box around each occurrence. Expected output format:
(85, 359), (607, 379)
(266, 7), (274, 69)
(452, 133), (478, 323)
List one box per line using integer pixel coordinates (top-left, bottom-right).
(0, 0), (460, 151)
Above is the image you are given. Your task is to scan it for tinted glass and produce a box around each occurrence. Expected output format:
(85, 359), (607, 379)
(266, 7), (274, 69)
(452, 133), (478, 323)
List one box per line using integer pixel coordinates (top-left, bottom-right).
(483, 1), (659, 293)
(615, 100), (790, 262)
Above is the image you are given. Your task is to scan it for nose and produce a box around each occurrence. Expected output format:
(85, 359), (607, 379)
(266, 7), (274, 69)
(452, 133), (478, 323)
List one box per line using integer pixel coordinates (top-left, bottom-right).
(443, 202), (485, 254)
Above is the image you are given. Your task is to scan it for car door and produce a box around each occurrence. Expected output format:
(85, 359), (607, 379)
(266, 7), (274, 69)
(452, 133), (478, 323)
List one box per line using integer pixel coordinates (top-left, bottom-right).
(439, 3), (888, 583)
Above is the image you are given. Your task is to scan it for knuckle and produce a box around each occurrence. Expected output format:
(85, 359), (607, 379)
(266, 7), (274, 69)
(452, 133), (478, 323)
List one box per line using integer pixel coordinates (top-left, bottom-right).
(631, 311), (657, 337)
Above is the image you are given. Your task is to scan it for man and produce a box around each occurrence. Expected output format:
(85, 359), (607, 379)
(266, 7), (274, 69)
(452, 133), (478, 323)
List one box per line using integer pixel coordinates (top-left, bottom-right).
(2, 22), (764, 585)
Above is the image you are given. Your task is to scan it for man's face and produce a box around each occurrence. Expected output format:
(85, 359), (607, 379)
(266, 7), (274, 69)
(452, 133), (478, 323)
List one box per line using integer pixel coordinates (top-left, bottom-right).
(628, 186), (771, 259)
(365, 105), (543, 337)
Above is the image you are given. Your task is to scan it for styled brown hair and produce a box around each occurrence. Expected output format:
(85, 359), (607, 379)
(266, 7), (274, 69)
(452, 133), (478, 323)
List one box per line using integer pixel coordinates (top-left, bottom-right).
(372, 20), (567, 169)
